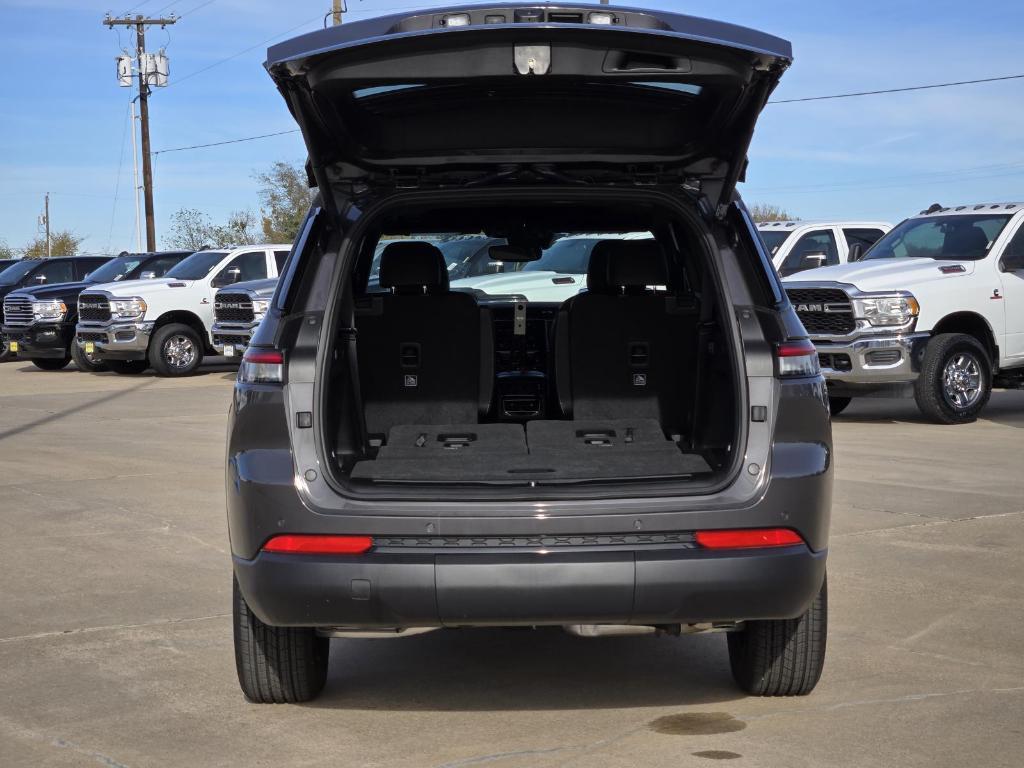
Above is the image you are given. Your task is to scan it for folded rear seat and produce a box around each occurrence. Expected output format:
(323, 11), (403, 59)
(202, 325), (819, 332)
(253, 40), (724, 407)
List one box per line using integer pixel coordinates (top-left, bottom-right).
(378, 423), (527, 458)
(526, 418), (672, 452)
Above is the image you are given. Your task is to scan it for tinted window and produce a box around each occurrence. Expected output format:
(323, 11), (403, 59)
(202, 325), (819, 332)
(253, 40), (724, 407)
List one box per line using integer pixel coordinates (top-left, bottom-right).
(167, 251), (229, 280)
(843, 228), (886, 251)
(779, 230), (839, 276)
(138, 254), (187, 278)
(759, 230), (793, 256)
(865, 215), (1011, 261)
(522, 238), (601, 274)
(31, 260), (75, 285)
(214, 251), (267, 286)
(274, 250), (290, 272)
(85, 256), (143, 283)
(1002, 224), (1024, 266)
(0, 261), (38, 285)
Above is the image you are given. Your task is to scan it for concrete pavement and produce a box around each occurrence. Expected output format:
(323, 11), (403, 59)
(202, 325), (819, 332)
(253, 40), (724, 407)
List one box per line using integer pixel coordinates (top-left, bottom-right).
(1, 359), (1022, 767)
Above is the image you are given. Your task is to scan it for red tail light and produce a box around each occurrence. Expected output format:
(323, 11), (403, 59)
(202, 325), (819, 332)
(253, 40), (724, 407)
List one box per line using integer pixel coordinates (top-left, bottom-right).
(776, 339), (820, 378)
(238, 348), (284, 384)
(695, 528), (804, 550)
(262, 534), (374, 555)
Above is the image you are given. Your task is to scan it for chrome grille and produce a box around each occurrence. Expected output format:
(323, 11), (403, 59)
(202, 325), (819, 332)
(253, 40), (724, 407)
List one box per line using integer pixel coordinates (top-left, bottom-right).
(78, 294), (111, 322)
(2, 295), (33, 326)
(214, 292), (254, 323)
(786, 287), (855, 335)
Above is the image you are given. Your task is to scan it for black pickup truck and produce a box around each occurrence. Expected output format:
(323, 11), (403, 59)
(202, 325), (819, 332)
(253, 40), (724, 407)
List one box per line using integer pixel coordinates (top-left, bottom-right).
(1, 251), (191, 371)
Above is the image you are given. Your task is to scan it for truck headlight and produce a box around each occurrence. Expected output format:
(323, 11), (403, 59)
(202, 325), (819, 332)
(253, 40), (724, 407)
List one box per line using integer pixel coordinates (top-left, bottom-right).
(853, 295), (919, 326)
(251, 299), (270, 320)
(32, 299), (67, 321)
(110, 297), (147, 320)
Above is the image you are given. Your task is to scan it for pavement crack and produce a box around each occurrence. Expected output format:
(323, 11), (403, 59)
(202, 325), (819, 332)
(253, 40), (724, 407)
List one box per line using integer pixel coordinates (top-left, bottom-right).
(833, 509), (1024, 538)
(0, 613), (230, 644)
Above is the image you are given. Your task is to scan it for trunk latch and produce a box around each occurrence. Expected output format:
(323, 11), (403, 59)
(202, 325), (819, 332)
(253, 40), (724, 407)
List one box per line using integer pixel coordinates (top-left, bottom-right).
(514, 45), (551, 75)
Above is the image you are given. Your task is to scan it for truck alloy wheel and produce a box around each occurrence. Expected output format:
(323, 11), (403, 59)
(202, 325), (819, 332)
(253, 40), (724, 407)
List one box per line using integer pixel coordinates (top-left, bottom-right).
(913, 333), (991, 424)
(71, 341), (107, 373)
(164, 334), (197, 370)
(149, 323), (203, 377)
(941, 352), (983, 411)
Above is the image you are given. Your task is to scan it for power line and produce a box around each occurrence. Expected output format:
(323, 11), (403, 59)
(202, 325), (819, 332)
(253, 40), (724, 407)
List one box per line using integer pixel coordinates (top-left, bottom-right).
(769, 73), (1024, 104)
(105, 100), (133, 253)
(153, 128), (300, 155)
(175, 0), (216, 20)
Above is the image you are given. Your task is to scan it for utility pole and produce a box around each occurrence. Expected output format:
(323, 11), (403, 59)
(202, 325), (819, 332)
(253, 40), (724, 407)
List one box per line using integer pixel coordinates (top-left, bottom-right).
(44, 193), (51, 258)
(104, 14), (176, 252)
(332, 0), (343, 25)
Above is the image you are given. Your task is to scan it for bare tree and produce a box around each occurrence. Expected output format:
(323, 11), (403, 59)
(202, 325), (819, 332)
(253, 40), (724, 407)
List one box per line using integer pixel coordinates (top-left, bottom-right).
(749, 203), (797, 223)
(0, 239), (15, 260)
(166, 208), (261, 250)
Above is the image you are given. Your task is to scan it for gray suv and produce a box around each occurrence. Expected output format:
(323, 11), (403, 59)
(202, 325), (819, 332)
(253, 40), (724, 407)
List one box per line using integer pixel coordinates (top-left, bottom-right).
(227, 3), (832, 703)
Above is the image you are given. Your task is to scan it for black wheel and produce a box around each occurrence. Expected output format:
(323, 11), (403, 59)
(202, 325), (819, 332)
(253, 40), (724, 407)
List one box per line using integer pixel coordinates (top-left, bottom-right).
(913, 333), (991, 424)
(149, 323), (204, 377)
(31, 357), (71, 371)
(233, 575), (329, 703)
(107, 360), (149, 375)
(727, 575), (827, 696)
(828, 396), (852, 417)
(71, 342), (107, 373)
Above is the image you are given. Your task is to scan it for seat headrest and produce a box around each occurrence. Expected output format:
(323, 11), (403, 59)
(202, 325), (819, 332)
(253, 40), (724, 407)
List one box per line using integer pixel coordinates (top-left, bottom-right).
(585, 240), (616, 292)
(379, 241), (449, 292)
(943, 225), (989, 260)
(602, 240), (669, 290)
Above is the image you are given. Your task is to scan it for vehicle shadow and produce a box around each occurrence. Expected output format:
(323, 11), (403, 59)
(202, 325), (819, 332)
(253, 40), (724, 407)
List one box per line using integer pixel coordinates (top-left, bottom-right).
(834, 390), (1024, 429)
(309, 627), (743, 711)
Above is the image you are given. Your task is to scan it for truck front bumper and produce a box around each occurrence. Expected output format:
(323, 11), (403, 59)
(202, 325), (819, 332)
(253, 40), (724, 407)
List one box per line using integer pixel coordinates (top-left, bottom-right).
(234, 544), (827, 629)
(76, 321), (154, 361)
(2, 323), (71, 358)
(812, 332), (930, 390)
(211, 322), (258, 357)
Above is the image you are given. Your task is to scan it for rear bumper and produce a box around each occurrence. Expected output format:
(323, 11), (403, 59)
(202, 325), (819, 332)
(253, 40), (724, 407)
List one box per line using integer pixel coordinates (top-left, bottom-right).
(234, 544), (827, 628)
(76, 321), (153, 361)
(2, 323), (70, 358)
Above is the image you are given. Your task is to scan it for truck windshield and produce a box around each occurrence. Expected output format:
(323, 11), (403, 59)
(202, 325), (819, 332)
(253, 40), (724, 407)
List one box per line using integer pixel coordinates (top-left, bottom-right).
(0, 260), (37, 285)
(864, 215), (1011, 261)
(758, 230), (793, 256)
(84, 256), (143, 283)
(167, 251), (228, 280)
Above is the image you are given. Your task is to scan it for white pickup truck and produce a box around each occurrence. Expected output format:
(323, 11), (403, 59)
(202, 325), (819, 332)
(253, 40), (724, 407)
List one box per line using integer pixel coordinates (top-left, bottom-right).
(783, 203), (1024, 423)
(76, 244), (291, 376)
(758, 220), (892, 277)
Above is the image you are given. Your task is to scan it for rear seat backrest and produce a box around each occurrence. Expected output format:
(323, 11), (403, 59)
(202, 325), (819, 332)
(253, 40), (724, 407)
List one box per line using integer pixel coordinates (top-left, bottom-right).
(355, 242), (492, 436)
(554, 240), (696, 430)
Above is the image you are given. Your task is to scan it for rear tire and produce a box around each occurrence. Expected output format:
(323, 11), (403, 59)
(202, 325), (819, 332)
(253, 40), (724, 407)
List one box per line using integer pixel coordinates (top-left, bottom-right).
(71, 342), (107, 373)
(233, 575), (329, 703)
(106, 360), (149, 375)
(828, 396), (852, 417)
(149, 323), (203, 377)
(913, 333), (991, 424)
(727, 575), (827, 696)
(31, 357), (70, 371)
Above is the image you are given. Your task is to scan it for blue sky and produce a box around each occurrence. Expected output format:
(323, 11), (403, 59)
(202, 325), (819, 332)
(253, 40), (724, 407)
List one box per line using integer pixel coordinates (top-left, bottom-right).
(2, 0), (1023, 253)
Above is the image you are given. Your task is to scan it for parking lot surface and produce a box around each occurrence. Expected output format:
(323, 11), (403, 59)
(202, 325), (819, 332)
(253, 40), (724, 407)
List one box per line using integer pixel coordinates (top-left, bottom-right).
(1, 360), (1022, 768)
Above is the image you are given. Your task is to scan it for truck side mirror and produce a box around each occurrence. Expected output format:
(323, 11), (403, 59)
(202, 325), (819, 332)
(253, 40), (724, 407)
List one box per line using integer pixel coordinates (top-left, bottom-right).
(847, 243), (864, 262)
(139, 270), (157, 280)
(802, 251), (828, 268)
(213, 266), (242, 287)
(33, 274), (47, 284)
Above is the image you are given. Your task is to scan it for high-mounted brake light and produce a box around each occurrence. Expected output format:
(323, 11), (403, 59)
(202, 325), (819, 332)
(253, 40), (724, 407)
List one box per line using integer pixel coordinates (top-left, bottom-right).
(776, 339), (820, 378)
(262, 534), (374, 555)
(238, 348), (284, 384)
(695, 528), (804, 550)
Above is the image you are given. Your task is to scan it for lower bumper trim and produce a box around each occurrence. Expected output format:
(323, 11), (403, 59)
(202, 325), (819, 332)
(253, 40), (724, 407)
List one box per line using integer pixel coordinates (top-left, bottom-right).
(233, 545), (827, 628)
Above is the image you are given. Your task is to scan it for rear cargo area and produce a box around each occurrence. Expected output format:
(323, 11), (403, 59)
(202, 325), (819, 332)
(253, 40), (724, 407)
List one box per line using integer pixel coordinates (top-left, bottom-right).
(320, 196), (741, 493)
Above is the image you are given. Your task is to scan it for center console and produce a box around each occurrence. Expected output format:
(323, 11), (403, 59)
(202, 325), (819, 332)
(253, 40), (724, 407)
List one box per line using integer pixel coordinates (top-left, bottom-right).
(490, 302), (559, 421)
